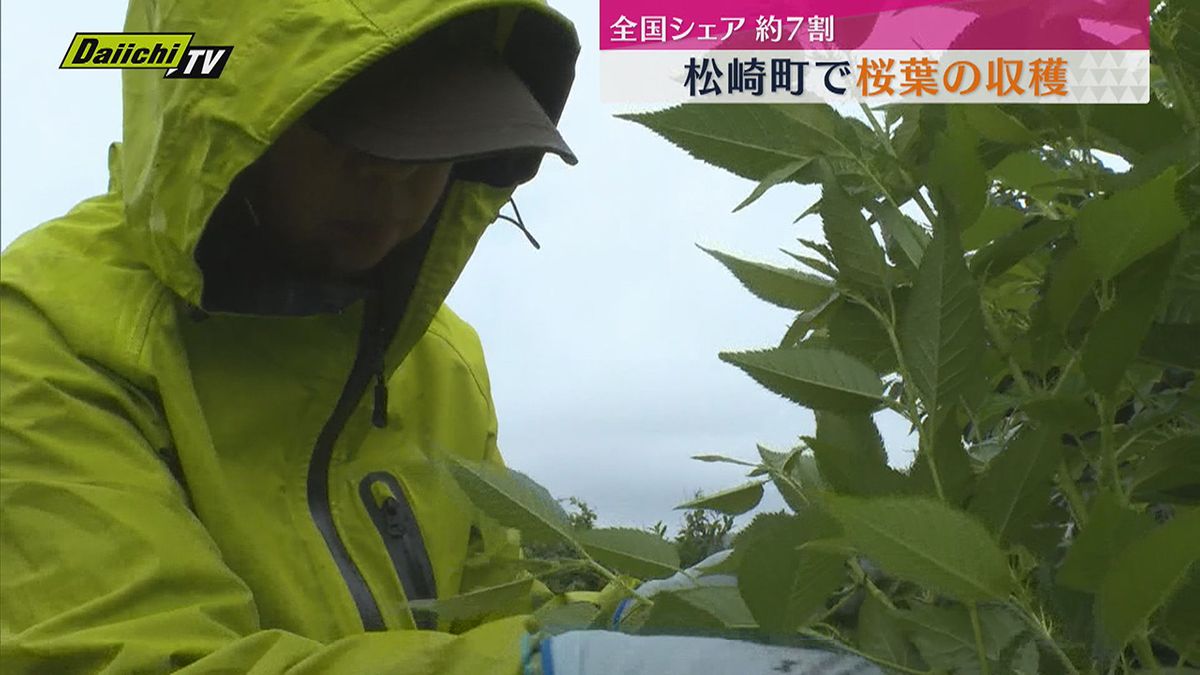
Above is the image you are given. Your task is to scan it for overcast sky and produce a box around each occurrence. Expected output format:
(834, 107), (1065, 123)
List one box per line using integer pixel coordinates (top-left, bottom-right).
(1, 0), (915, 530)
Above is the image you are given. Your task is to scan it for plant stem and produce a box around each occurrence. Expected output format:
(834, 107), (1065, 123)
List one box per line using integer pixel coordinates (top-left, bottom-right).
(1133, 633), (1161, 673)
(586, 560), (651, 606)
(968, 603), (992, 675)
(1097, 397), (1124, 503)
(858, 291), (944, 500)
(858, 102), (940, 226)
(1057, 459), (1089, 527)
(1013, 596), (1081, 675)
(798, 628), (931, 675)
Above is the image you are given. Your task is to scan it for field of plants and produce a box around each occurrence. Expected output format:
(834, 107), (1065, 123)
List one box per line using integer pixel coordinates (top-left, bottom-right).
(416, 4), (1199, 673)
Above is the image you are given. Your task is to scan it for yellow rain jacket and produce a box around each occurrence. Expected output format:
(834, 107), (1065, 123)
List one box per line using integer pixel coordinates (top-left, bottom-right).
(0, 1), (578, 672)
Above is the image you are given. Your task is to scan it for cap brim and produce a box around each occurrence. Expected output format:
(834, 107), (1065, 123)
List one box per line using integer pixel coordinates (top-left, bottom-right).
(307, 47), (576, 186)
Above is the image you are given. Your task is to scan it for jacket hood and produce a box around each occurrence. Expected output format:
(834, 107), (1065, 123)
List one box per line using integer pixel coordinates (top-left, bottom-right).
(115, 0), (578, 325)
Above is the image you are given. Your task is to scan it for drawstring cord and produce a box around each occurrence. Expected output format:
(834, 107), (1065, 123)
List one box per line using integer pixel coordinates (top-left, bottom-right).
(496, 197), (540, 249)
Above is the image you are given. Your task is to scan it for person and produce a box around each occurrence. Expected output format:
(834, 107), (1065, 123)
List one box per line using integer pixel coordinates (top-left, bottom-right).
(1, 1), (880, 673)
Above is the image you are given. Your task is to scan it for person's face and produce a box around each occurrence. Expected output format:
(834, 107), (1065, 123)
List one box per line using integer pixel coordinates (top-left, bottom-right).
(245, 121), (453, 279)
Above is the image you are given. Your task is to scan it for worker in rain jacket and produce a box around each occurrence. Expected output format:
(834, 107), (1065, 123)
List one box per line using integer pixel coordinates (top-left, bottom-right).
(1, 1), (882, 673)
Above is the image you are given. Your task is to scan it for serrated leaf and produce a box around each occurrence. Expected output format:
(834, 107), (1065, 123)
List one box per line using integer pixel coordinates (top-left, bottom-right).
(827, 299), (898, 375)
(1078, 167), (1187, 280)
(962, 206), (1025, 252)
(577, 528), (680, 580)
(962, 106), (1036, 145)
(446, 457), (575, 548)
(676, 481), (764, 516)
(810, 411), (905, 496)
(821, 181), (890, 295)
(533, 596), (601, 635)
(691, 454), (757, 467)
(1042, 244), (1098, 336)
(902, 603), (1026, 675)
(900, 226), (988, 414)
(907, 413), (975, 506)
(1098, 507), (1200, 646)
(616, 105), (846, 183)
(638, 585), (756, 634)
(1083, 243), (1178, 396)
(857, 592), (923, 670)
(990, 151), (1068, 202)
(1058, 490), (1155, 593)
(701, 246), (833, 312)
(968, 425), (1063, 545)
(405, 577), (533, 623)
(969, 217), (1066, 280)
(927, 111), (986, 231)
(738, 509), (847, 632)
(756, 445), (810, 511)
(720, 347), (884, 413)
(867, 199), (930, 270)
(825, 495), (1013, 602)
(1161, 569), (1200, 661)
(734, 159), (813, 212)
(1023, 395), (1100, 434)
(782, 249), (838, 279)
(1132, 434), (1200, 503)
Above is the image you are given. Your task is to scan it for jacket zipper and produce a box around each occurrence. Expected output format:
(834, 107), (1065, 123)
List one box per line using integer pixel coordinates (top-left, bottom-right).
(359, 472), (439, 629)
(305, 293), (389, 631)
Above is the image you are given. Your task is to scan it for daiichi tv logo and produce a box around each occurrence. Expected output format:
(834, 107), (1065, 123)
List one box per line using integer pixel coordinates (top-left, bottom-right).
(60, 33), (232, 79)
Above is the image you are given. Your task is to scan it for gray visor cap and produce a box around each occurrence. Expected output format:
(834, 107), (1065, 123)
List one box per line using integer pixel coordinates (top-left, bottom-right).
(305, 39), (577, 188)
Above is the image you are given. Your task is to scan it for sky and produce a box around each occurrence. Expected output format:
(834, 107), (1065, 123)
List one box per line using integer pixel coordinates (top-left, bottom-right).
(0, 0), (916, 530)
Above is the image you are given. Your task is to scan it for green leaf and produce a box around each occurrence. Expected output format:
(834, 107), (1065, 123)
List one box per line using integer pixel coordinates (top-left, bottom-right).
(900, 226), (988, 414)
(675, 481), (764, 516)
(637, 586), (756, 633)
(1141, 323), (1200, 370)
(757, 445), (811, 512)
(990, 151), (1068, 202)
(1132, 434), (1200, 504)
(1160, 569), (1200, 662)
(1078, 167), (1187, 280)
(738, 509), (847, 632)
(734, 159), (813, 212)
(907, 413), (975, 506)
(616, 105), (848, 183)
(691, 454), (757, 467)
(1023, 395), (1100, 435)
(533, 596), (601, 635)
(962, 106), (1036, 145)
(820, 181), (890, 295)
(809, 411), (904, 496)
(1042, 245), (1098, 336)
(824, 495), (1013, 602)
(782, 249), (838, 279)
(1082, 243), (1178, 396)
(446, 457), (575, 548)
(1058, 490), (1155, 593)
(969, 217), (1066, 280)
(701, 246), (833, 312)
(926, 111), (986, 231)
(901, 603), (1026, 675)
(719, 347), (884, 413)
(857, 592), (923, 671)
(967, 425), (1063, 545)
(826, 299), (898, 375)
(867, 200), (929, 271)
(406, 577), (533, 623)
(962, 206), (1025, 252)
(577, 528), (680, 579)
(1098, 507), (1200, 646)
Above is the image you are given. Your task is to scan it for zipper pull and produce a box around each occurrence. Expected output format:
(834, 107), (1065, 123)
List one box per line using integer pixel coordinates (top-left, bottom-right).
(372, 369), (389, 428)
